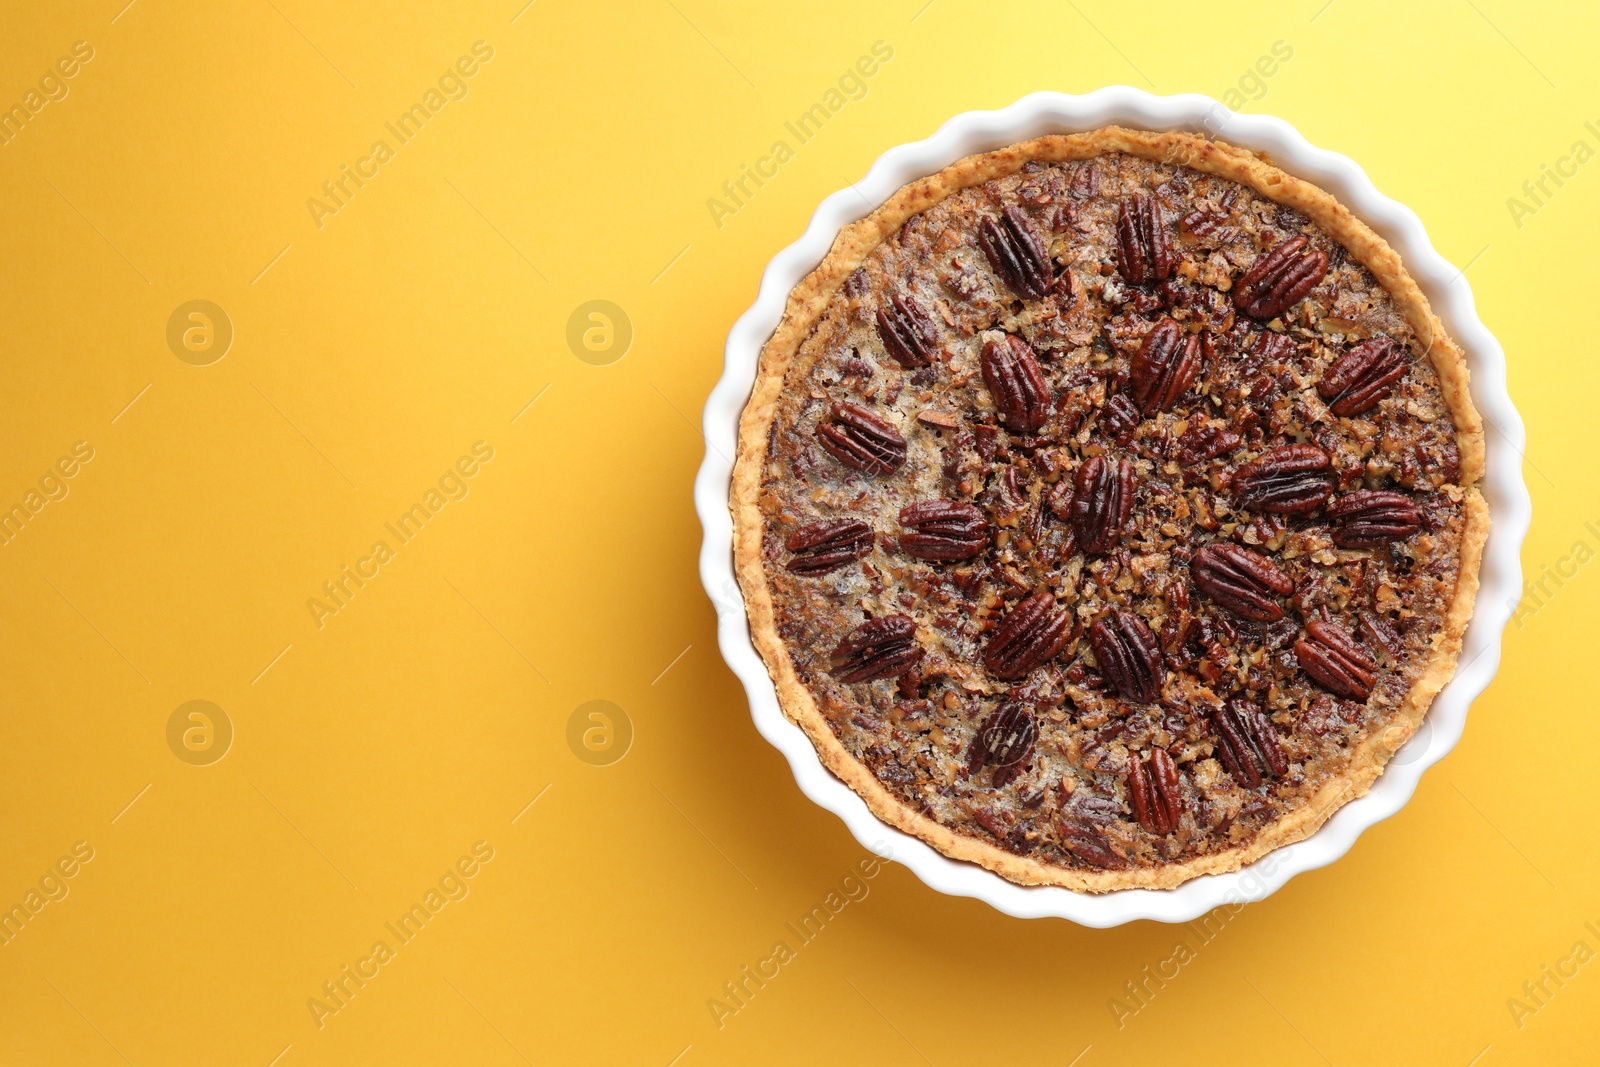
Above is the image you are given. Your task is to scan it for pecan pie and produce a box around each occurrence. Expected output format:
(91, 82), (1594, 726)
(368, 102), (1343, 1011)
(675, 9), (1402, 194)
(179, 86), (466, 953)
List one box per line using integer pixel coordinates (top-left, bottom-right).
(731, 128), (1487, 891)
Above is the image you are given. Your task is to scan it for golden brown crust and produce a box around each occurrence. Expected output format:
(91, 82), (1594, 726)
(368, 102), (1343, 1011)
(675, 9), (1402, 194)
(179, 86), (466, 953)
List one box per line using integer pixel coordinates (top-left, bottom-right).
(731, 127), (1485, 891)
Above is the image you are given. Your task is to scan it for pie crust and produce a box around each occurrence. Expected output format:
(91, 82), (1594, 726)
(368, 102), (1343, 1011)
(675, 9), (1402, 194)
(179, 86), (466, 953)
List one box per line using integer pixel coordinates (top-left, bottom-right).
(730, 127), (1486, 892)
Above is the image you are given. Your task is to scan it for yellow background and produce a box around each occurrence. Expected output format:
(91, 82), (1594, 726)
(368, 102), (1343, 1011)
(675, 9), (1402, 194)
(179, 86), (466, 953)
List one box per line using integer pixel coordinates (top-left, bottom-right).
(0, 0), (1592, 1063)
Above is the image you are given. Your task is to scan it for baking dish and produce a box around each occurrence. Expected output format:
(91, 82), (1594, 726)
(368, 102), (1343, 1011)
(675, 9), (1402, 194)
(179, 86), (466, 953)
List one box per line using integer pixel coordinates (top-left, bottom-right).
(695, 88), (1530, 925)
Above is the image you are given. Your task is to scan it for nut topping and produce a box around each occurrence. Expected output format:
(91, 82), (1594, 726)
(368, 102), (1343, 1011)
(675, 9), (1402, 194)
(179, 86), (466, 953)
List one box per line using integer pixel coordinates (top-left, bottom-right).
(1213, 700), (1287, 789)
(1127, 747), (1182, 835)
(816, 402), (907, 474)
(1089, 610), (1163, 703)
(1115, 194), (1174, 284)
(966, 700), (1038, 787)
(1318, 336), (1408, 417)
(1295, 619), (1377, 701)
(1233, 234), (1328, 319)
(875, 293), (939, 369)
(898, 500), (988, 561)
(1130, 318), (1201, 413)
(1328, 490), (1421, 548)
(1231, 444), (1334, 514)
(829, 615), (923, 683)
(784, 519), (873, 575)
(1191, 542), (1295, 622)
(1070, 454), (1136, 554)
(980, 334), (1051, 434)
(984, 592), (1073, 680)
(977, 205), (1051, 300)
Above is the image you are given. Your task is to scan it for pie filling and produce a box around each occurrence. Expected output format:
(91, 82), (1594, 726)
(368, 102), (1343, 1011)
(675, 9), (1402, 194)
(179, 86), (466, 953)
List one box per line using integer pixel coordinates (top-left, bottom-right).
(751, 148), (1470, 879)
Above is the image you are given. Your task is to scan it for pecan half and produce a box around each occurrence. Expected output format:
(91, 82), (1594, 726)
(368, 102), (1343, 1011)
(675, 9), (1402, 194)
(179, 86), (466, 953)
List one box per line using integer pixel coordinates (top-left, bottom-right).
(816, 403), (906, 474)
(829, 615), (923, 683)
(784, 518), (873, 575)
(1045, 479), (1074, 522)
(1318, 336), (1408, 417)
(980, 334), (1051, 434)
(1176, 422), (1242, 468)
(1360, 610), (1404, 663)
(1130, 318), (1201, 413)
(1191, 542), (1295, 622)
(1068, 162), (1099, 200)
(977, 206), (1051, 300)
(1127, 747), (1182, 835)
(1161, 579), (1195, 658)
(1101, 393), (1140, 446)
(1233, 235), (1328, 319)
(875, 293), (939, 369)
(966, 700), (1038, 787)
(1328, 490), (1421, 548)
(984, 592), (1073, 680)
(1089, 610), (1163, 703)
(1070, 455), (1136, 554)
(1245, 329), (1297, 371)
(1295, 619), (1376, 700)
(898, 500), (988, 561)
(1178, 205), (1238, 244)
(1231, 444), (1333, 514)
(1116, 194), (1174, 284)
(1213, 700), (1287, 789)
(1059, 819), (1123, 868)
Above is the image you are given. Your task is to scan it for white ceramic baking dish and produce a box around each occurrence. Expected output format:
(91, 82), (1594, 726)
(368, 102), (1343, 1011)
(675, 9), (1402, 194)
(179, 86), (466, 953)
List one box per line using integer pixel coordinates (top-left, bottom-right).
(694, 88), (1531, 926)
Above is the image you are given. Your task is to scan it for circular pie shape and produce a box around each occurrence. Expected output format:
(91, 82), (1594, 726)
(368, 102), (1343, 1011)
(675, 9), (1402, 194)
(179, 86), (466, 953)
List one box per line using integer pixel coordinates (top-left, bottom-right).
(730, 125), (1489, 893)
